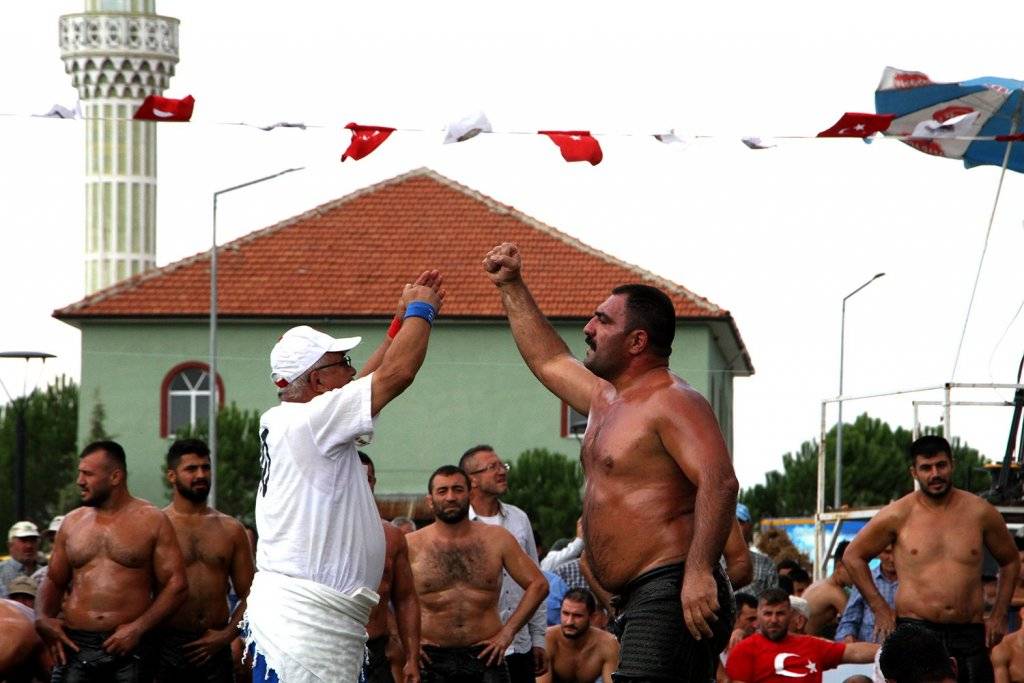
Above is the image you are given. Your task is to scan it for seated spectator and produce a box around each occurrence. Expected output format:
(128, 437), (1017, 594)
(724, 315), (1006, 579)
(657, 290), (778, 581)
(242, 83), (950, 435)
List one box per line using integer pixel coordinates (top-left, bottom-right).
(878, 622), (957, 683)
(539, 589), (618, 683)
(835, 544), (898, 643)
(735, 504), (780, 599)
(5, 576), (36, 612)
(789, 567), (812, 597)
(725, 588), (877, 683)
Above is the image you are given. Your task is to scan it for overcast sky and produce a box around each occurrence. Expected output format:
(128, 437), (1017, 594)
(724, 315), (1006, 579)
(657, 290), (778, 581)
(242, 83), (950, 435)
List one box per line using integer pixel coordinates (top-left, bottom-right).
(3, 1), (1024, 492)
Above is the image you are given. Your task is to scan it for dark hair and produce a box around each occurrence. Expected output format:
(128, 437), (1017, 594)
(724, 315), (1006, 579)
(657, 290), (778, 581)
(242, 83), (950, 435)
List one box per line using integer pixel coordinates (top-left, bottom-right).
(776, 559), (802, 573)
(428, 465), (471, 493)
(834, 540), (850, 563)
(166, 438), (210, 470)
(759, 587), (791, 607)
(459, 444), (494, 471)
(777, 575), (795, 596)
(789, 567), (811, 585)
(879, 623), (956, 682)
(611, 284), (676, 358)
(562, 588), (596, 613)
(358, 451), (374, 467)
(735, 593), (758, 610)
(908, 435), (953, 464)
(80, 440), (127, 473)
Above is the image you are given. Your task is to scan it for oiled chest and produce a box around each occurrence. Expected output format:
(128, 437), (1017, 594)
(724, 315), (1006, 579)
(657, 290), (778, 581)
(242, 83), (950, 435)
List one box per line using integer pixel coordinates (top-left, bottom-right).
(172, 520), (232, 568)
(414, 542), (501, 594)
(66, 524), (155, 570)
(580, 403), (656, 477)
(898, 509), (983, 567)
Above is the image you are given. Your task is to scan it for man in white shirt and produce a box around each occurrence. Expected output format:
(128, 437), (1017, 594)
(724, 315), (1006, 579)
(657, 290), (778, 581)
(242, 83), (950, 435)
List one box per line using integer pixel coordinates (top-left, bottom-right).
(245, 271), (444, 683)
(462, 445), (548, 682)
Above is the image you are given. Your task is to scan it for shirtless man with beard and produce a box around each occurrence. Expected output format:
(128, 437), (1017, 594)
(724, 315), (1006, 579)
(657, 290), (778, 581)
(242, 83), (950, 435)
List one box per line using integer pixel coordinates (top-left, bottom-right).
(483, 243), (738, 681)
(538, 589), (618, 683)
(158, 438), (254, 682)
(844, 435), (1019, 683)
(407, 466), (548, 683)
(36, 440), (188, 682)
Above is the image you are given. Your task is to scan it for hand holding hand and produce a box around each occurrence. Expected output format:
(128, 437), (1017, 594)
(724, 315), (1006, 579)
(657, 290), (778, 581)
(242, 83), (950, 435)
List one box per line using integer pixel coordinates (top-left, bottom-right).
(482, 243), (522, 285)
(680, 569), (719, 641)
(397, 270), (445, 317)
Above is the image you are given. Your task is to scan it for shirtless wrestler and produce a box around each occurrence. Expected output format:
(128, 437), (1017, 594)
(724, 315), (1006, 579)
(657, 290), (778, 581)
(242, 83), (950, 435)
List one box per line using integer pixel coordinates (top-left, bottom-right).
(538, 589), (618, 683)
(484, 242), (738, 681)
(407, 466), (548, 683)
(36, 440), (188, 682)
(992, 609), (1024, 683)
(361, 451), (421, 683)
(159, 438), (254, 682)
(0, 598), (50, 682)
(801, 541), (851, 638)
(844, 435), (1019, 683)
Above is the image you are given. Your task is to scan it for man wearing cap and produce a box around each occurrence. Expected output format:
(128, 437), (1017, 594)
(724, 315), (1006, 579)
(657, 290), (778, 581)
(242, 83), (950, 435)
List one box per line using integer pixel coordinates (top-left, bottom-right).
(244, 271), (444, 683)
(0, 521), (41, 599)
(734, 504), (779, 600)
(6, 575), (37, 611)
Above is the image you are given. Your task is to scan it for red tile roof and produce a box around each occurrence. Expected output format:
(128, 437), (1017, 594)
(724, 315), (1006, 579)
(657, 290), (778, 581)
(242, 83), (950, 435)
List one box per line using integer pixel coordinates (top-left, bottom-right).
(54, 169), (751, 370)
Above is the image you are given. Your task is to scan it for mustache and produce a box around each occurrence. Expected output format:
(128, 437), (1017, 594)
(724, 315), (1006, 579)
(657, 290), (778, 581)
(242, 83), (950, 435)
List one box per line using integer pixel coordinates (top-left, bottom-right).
(585, 336), (595, 350)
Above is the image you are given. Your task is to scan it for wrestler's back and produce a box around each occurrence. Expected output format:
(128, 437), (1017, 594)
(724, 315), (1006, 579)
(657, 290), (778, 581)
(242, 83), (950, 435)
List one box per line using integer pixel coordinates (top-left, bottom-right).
(408, 523), (505, 647)
(62, 500), (162, 630)
(581, 371), (698, 592)
(164, 508), (239, 631)
(892, 490), (986, 624)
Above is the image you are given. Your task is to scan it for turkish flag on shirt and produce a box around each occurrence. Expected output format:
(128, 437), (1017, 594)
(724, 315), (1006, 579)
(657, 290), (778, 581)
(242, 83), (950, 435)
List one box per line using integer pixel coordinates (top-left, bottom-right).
(341, 123), (396, 161)
(539, 131), (603, 165)
(817, 112), (895, 138)
(133, 95), (195, 122)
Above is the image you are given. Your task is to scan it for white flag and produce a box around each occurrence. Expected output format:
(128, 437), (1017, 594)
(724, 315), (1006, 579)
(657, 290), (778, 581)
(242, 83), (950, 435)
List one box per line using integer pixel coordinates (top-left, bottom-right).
(741, 136), (776, 150)
(258, 121), (308, 131)
(443, 111), (492, 144)
(653, 129), (692, 147)
(36, 102), (81, 119)
(910, 111), (980, 139)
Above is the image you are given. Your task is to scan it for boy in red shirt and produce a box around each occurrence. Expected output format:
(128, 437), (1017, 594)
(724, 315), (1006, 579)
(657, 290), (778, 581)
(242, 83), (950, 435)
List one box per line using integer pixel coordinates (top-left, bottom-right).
(726, 588), (877, 683)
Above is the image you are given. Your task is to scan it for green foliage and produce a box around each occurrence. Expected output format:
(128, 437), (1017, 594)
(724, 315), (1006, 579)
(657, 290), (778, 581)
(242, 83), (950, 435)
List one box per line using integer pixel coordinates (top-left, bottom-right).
(0, 376), (80, 535)
(504, 447), (583, 549)
(740, 413), (989, 522)
(86, 388), (113, 442)
(169, 402), (262, 525)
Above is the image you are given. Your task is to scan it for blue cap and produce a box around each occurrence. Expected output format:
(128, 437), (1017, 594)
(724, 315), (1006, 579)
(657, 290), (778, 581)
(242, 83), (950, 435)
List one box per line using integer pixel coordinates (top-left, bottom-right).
(736, 503), (751, 523)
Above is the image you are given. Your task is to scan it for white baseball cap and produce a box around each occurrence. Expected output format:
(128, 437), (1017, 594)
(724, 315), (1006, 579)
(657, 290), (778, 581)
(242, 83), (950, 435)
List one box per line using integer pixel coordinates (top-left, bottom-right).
(270, 325), (361, 388)
(8, 521), (39, 540)
(789, 595), (810, 619)
(48, 515), (65, 533)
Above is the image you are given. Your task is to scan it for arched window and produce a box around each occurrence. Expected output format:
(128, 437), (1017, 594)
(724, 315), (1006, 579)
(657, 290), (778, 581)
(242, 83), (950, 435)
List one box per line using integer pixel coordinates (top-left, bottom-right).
(160, 362), (224, 438)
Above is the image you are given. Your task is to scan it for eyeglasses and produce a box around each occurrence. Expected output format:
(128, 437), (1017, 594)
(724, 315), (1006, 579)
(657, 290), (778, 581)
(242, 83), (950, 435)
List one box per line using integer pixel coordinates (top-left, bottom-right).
(311, 355), (353, 373)
(468, 461), (510, 475)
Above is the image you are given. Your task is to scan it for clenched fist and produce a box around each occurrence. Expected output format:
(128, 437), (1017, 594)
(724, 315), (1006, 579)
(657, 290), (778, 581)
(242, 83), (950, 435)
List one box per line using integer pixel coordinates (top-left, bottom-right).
(483, 243), (522, 285)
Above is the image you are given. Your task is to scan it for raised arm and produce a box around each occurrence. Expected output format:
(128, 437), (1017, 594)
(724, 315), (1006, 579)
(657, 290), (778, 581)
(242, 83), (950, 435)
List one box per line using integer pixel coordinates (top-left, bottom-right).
(35, 519), (78, 665)
(483, 243), (602, 414)
(658, 386), (738, 640)
(370, 276), (443, 416)
(389, 529), (422, 683)
(842, 508), (899, 642)
(476, 528), (549, 667)
(361, 271), (445, 379)
(723, 519), (753, 588)
(103, 511), (188, 656)
(982, 503), (1020, 647)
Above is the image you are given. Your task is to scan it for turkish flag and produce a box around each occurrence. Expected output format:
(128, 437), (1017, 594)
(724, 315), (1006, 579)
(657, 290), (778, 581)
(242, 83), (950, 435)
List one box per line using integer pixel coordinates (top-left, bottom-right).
(539, 131), (603, 165)
(133, 95), (195, 122)
(817, 112), (895, 138)
(341, 123), (396, 161)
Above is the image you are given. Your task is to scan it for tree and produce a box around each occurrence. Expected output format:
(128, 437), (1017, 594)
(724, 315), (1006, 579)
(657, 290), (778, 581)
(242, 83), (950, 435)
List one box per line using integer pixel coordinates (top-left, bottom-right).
(86, 388), (113, 441)
(0, 376), (80, 535)
(740, 413), (989, 522)
(169, 402), (263, 525)
(504, 448), (583, 549)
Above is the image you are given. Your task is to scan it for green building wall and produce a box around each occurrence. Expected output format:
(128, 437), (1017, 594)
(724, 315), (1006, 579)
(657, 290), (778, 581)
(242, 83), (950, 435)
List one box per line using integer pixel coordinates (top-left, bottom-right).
(76, 319), (734, 505)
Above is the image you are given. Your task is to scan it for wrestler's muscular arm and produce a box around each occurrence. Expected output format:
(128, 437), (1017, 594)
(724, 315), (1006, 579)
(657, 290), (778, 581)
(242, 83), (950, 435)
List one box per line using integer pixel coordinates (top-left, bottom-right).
(390, 530), (422, 683)
(484, 243), (602, 414)
(35, 518), (79, 665)
(370, 280), (444, 416)
(360, 270), (445, 378)
(842, 504), (900, 642)
(104, 511), (188, 655)
(658, 387), (739, 640)
(477, 528), (549, 667)
(982, 502), (1020, 647)
(183, 521), (255, 666)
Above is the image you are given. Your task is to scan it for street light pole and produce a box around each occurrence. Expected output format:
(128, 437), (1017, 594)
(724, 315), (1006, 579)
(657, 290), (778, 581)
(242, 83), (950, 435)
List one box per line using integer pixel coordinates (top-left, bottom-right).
(0, 351), (56, 520)
(835, 272), (885, 510)
(209, 167), (304, 507)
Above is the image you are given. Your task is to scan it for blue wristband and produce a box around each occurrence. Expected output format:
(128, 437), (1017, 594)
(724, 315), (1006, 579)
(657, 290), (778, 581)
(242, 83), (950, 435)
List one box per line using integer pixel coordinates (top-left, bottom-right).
(404, 300), (437, 326)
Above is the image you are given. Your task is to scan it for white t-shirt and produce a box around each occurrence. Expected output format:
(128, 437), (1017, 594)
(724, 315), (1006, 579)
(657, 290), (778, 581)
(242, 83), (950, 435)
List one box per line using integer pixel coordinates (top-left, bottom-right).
(255, 375), (386, 595)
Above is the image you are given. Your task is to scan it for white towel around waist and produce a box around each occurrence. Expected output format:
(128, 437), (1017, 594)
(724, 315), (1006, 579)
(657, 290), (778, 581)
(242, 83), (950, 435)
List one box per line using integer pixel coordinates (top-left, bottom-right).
(244, 570), (380, 682)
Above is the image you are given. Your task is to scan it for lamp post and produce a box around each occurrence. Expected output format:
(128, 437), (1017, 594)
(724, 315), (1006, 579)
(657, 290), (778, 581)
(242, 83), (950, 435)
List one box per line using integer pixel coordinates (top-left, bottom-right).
(0, 351), (56, 520)
(209, 167), (304, 507)
(835, 272), (885, 510)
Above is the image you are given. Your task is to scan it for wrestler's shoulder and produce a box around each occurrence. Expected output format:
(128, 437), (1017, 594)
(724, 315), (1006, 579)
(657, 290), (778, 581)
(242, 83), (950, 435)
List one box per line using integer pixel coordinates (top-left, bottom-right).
(382, 521), (406, 549)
